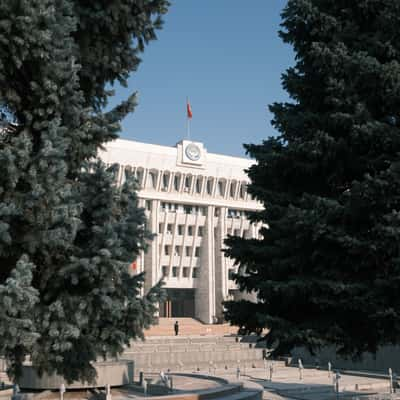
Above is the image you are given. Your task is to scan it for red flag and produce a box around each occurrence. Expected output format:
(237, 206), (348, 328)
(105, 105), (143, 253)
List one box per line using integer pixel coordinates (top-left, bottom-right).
(130, 260), (137, 271)
(187, 101), (193, 119)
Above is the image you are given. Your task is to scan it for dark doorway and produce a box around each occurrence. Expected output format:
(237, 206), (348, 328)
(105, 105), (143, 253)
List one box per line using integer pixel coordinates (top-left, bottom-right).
(159, 289), (195, 317)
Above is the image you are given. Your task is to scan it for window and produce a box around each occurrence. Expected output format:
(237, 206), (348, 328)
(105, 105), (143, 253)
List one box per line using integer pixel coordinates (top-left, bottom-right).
(136, 168), (144, 186)
(162, 173), (170, 190)
(172, 267), (178, 277)
(230, 182), (236, 198)
(240, 184), (246, 199)
(196, 177), (202, 193)
(198, 226), (204, 237)
(234, 229), (240, 237)
(163, 203), (177, 213)
(174, 246), (181, 256)
(217, 181), (224, 196)
(228, 209), (238, 218)
(195, 247), (201, 257)
(167, 224), (173, 235)
(184, 176), (191, 192)
(174, 175), (180, 191)
(207, 178), (213, 195)
(228, 269), (235, 280)
(145, 200), (152, 211)
(243, 229), (250, 238)
(162, 266), (168, 277)
(184, 205), (193, 214)
(195, 206), (205, 215)
(192, 268), (198, 278)
(148, 171), (157, 189)
(183, 267), (189, 278)
(188, 226), (194, 236)
(158, 223), (163, 234)
(178, 225), (184, 235)
(214, 208), (220, 217)
(164, 245), (170, 256)
(185, 246), (191, 257)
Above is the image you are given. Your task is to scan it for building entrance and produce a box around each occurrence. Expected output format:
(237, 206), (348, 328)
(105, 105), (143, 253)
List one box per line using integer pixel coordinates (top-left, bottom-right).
(159, 289), (195, 318)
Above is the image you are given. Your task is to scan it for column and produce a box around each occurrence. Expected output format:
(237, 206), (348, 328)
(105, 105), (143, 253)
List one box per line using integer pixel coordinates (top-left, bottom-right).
(214, 206), (228, 321)
(144, 199), (159, 293)
(194, 205), (215, 323)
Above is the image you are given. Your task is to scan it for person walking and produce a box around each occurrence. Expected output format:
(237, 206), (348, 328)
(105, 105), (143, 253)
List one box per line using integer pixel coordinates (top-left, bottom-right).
(174, 320), (179, 336)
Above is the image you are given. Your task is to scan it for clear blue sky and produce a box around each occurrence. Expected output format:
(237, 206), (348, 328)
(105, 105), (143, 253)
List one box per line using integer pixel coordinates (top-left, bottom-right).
(110, 0), (294, 158)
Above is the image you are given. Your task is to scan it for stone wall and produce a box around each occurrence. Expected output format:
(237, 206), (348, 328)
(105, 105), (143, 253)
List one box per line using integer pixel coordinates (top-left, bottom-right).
(18, 361), (134, 390)
(291, 345), (400, 373)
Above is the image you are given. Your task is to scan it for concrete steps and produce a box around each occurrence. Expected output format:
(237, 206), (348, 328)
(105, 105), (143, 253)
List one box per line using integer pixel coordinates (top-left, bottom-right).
(124, 335), (270, 373)
(130, 335), (243, 347)
(145, 318), (238, 337)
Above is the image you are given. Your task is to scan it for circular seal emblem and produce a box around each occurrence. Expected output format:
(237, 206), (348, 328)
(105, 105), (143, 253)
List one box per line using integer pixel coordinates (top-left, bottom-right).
(185, 143), (201, 161)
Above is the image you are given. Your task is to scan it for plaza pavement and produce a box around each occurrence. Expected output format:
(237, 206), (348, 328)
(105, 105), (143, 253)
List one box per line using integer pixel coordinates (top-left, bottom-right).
(1, 365), (397, 400)
(216, 366), (395, 400)
(112, 365), (396, 400)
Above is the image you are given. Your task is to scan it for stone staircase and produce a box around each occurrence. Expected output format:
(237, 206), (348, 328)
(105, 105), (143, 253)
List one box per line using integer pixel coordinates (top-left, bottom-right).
(144, 318), (238, 337)
(123, 335), (272, 373)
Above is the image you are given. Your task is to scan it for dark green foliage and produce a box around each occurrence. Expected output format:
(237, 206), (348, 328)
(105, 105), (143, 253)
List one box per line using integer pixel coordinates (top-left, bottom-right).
(224, 0), (400, 357)
(0, 0), (168, 382)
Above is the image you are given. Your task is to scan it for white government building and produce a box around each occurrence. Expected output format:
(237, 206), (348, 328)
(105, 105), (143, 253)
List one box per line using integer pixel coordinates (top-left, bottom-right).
(99, 139), (262, 324)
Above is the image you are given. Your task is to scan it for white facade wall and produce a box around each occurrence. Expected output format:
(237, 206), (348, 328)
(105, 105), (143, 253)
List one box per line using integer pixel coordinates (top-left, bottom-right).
(99, 139), (262, 323)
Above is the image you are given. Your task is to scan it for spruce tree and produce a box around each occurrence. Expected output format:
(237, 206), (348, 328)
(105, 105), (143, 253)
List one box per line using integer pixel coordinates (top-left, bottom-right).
(224, 0), (400, 357)
(0, 0), (168, 382)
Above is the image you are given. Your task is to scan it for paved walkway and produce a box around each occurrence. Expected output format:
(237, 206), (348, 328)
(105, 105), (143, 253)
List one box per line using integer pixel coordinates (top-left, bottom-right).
(2, 365), (398, 400)
(216, 366), (396, 400)
(25, 375), (223, 400)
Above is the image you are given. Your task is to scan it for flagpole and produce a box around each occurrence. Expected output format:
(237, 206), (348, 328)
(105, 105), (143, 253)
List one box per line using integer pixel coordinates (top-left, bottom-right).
(186, 96), (191, 140)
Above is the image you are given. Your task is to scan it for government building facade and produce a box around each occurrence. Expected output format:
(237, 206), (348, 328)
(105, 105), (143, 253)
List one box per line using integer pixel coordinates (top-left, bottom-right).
(99, 139), (262, 324)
